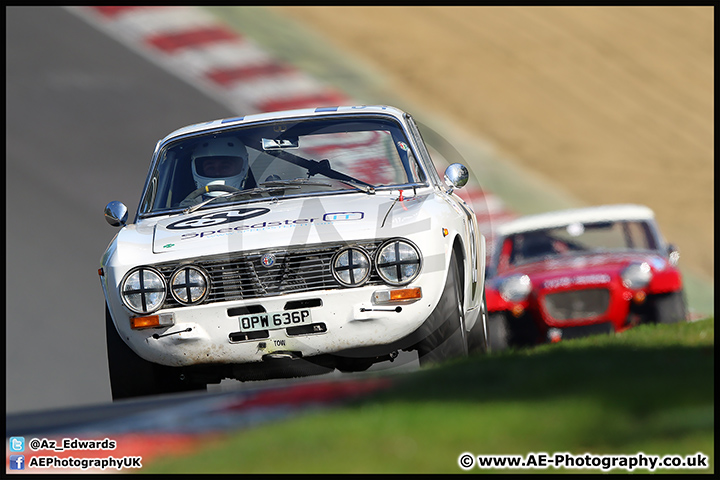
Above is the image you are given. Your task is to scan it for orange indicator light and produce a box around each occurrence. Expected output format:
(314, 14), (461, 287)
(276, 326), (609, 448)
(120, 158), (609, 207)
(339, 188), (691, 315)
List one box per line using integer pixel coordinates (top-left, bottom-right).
(390, 287), (423, 301)
(633, 291), (646, 304)
(131, 315), (161, 329)
(511, 304), (525, 317)
(130, 313), (174, 329)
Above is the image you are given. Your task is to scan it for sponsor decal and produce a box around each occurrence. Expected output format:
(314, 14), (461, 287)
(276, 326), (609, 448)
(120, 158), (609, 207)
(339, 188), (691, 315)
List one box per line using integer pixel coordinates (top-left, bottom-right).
(323, 212), (364, 221)
(543, 274), (611, 289)
(166, 208), (270, 230)
(221, 116), (244, 124)
(574, 274), (612, 285)
(178, 211), (365, 241)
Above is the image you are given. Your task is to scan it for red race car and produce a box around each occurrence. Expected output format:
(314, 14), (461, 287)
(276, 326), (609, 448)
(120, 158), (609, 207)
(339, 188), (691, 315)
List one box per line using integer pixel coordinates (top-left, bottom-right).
(485, 204), (686, 350)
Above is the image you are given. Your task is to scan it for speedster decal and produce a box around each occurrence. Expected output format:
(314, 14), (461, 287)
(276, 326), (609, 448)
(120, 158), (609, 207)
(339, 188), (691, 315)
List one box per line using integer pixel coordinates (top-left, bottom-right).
(178, 211), (366, 241)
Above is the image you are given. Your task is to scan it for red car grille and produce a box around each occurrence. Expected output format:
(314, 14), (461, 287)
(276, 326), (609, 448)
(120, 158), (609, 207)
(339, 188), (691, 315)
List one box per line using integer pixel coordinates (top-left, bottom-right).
(543, 288), (610, 321)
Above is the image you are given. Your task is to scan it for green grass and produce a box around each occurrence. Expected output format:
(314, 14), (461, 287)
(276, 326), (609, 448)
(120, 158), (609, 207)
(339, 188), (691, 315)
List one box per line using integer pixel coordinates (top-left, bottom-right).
(141, 319), (714, 474)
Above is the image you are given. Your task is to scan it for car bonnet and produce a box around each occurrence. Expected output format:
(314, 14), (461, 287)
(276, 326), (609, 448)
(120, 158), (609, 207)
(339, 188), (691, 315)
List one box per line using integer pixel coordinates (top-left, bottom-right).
(150, 191), (434, 255)
(496, 251), (671, 285)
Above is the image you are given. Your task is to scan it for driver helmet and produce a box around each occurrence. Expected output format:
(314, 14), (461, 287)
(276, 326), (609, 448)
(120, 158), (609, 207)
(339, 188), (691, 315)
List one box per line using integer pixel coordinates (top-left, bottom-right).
(191, 137), (249, 196)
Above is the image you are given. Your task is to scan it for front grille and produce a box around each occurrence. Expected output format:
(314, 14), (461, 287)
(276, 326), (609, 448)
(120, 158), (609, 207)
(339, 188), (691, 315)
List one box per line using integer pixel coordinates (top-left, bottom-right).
(156, 241), (383, 308)
(543, 288), (610, 321)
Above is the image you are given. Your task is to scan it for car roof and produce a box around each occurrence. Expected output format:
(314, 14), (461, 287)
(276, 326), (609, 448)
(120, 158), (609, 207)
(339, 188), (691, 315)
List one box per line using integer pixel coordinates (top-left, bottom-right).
(496, 204), (656, 236)
(158, 105), (408, 144)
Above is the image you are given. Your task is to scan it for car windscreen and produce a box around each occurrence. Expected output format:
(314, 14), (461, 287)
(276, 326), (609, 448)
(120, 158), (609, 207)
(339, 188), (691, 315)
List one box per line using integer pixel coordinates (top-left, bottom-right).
(494, 220), (659, 270)
(139, 116), (427, 214)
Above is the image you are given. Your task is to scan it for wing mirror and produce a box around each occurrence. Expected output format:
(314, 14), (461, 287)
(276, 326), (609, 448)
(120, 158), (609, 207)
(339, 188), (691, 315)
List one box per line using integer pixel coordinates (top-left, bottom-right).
(104, 201), (128, 227)
(667, 243), (680, 266)
(444, 163), (469, 193)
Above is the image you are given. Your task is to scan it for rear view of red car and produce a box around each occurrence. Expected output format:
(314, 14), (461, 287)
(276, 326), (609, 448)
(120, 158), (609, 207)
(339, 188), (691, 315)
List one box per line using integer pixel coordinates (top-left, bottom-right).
(485, 204), (686, 350)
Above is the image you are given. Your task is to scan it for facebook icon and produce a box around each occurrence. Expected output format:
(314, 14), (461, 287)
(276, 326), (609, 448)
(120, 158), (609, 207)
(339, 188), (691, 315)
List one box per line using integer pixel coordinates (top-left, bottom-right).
(9, 455), (25, 470)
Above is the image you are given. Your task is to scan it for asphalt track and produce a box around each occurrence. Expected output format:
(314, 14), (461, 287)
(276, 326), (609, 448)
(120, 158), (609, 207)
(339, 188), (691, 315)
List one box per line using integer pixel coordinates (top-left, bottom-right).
(6, 7), (236, 414)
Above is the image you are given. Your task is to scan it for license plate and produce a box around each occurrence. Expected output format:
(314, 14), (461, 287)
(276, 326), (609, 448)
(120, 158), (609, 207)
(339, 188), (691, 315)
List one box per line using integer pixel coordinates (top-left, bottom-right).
(238, 309), (312, 333)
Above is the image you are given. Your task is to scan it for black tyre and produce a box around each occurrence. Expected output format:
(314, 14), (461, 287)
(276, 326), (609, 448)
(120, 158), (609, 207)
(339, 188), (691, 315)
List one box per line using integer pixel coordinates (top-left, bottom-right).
(106, 306), (206, 400)
(467, 294), (489, 355)
(486, 312), (510, 352)
(416, 255), (468, 366)
(651, 290), (688, 324)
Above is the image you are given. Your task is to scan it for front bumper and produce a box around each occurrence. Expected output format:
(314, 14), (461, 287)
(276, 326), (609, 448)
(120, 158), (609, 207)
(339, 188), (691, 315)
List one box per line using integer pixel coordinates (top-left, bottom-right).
(545, 322), (614, 343)
(108, 283), (435, 367)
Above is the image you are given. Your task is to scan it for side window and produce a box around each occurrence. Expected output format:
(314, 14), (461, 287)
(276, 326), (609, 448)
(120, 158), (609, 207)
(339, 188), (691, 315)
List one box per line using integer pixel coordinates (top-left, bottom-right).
(497, 237), (514, 273)
(140, 152), (164, 213)
(153, 150), (174, 209)
(139, 175), (155, 214)
(406, 115), (440, 186)
(625, 221), (657, 250)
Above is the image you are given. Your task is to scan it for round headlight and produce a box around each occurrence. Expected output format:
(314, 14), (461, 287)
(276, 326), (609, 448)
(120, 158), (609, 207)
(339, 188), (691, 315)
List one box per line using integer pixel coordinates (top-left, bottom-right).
(499, 274), (532, 302)
(375, 239), (422, 286)
(170, 265), (210, 304)
(332, 247), (371, 287)
(121, 267), (167, 314)
(622, 262), (652, 289)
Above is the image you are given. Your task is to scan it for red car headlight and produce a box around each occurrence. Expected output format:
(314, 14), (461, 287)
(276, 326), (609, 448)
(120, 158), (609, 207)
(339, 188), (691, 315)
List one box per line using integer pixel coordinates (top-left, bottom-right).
(621, 262), (652, 289)
(499, 274), (532, 302)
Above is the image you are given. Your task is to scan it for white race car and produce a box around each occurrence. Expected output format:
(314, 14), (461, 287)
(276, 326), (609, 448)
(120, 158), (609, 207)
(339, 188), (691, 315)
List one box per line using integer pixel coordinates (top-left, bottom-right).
(100, 105), (487, 399)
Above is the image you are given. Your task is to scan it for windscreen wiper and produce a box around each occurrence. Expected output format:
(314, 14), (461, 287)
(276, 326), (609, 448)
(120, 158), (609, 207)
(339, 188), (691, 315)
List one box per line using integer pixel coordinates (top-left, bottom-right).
(272, 151), (376, 192)
(259, 179), (333, 188)
(183, 185), (300, 214)
(262, 177), (374, 194)
(337, 179), (375, 194)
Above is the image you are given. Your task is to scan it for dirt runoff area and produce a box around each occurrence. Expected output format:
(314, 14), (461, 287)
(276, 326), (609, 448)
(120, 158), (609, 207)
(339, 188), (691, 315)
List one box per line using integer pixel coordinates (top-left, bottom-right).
(273, 6), (714, 281)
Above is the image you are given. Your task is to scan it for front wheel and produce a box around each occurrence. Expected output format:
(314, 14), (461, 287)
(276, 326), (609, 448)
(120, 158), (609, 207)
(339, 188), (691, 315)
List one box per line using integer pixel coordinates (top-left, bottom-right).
(650, 290), (688, 324)
(486, 312), (510, 352)
(106, 306), (206, 400)
(416, 255), (468, 366)
(467, 294), (489, 355)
